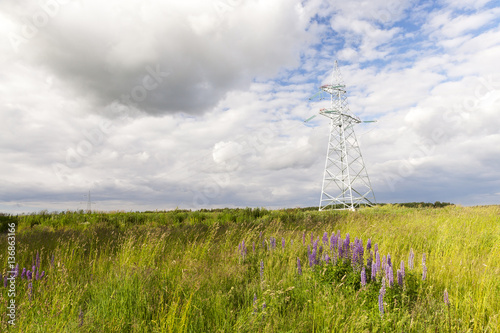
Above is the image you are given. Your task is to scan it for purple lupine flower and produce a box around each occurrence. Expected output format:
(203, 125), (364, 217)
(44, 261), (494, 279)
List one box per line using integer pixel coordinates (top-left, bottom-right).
(366, 239), (372, 251)
(374, 243), (378, 254)
(361, 267), (366, 287)
(28, 282), (33, 301)
(409, 248), (415, 270)
(259, 231), (262, 239)
(400, 260), (405, 279)
(352, 238), (364, 268)
(260, 260), (264, 280)
(21, 268), (26, 279)
(318, 245), (323, 259)
(271, 237), (276, 249)
(397, 269), (403, 287)
(343, 235), (351, 261)
(375, 252), (381, 274)
(51, 254), (55, 267)
(40, 271), (45, 279)
(379, 278), (386, 317)
(3, 276), (7, 288)
(444, 289), (449, 305)
(238, 242), (242, 253)
(337, 237), (344, 259)
(330, 233), (336, 252)
(27, 270), (32, 280)
(378, 292), (384, 317)
(262, 239), (265, 249)
(297, 257), (302, 275)
(308, 245), (312, 267)
(322, 232), (328, 246)
(387, 254), (392, 267)
(367, 250), (373, 270)
(371, 259), (377, 280)
(386, 264), (394, 287)
(311, 243), (318, 266)
(282, 237), (285, 249)
(422, 253), (427, 280)
(36, 269), (40, 280)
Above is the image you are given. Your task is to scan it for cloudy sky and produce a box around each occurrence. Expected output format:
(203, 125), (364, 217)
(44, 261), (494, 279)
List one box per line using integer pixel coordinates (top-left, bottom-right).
(1, 0), (500, 213)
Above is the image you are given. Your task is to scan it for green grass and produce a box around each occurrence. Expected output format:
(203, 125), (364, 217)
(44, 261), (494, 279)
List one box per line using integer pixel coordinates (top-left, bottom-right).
(1, 205), (499, 332)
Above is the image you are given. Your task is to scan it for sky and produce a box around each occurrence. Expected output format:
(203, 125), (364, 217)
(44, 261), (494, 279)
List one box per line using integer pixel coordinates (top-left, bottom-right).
(1, 0), (500, 213)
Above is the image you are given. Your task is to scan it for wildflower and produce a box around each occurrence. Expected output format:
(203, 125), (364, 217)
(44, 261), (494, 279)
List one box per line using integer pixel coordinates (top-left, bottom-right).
(28, 282), (33, 301)
(379, 278), (386, 317)
(375, 251), (381, 273)
(324, 254), (330, 265)
(422, 253), (427, 280)
(36, 269), (40, 280)
(270, 237), (276, 250)
(330, 233), (336, 252)
(387, 254), (392, 267)
(259, 231), (262, 239)
(444, 289), (449, 305)
(397, 269), (403, 287)
(3, 276), (7, 288)
(371, 259), (377, 280)
(27, 270), (32, 280)
(21, 268), (26, 279)
(344, 234), (350, 252)
(297, 257), (302, 275)
(409, 248), (415, 270)
(51, 254), (55, 267)
(260, 260), (264, 280)
(366, 238), (372, 251)
(400, 260), (405, 279)
(361, 267), (366, 287)
(40, 271), (45, 279)
(15, 264), (19, 277)
(308, 245), (313, 267)
(312, 241), (318, 265)
(282, 237), (285, 249)
(337, 237), (344, 259)
(386, 264), (394, 287)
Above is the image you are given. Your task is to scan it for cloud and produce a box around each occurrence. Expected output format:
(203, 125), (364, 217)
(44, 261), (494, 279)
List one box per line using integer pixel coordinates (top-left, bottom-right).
(3, 0), (313, 116)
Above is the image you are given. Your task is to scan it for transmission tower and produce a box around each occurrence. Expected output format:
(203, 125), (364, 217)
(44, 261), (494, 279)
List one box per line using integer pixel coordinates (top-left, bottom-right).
(314, 61), (376, 211)
(81, 190), (96, 213)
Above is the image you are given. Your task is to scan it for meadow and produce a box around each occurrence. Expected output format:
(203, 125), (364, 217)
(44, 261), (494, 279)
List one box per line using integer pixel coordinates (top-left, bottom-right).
(0, 204), (499, 332)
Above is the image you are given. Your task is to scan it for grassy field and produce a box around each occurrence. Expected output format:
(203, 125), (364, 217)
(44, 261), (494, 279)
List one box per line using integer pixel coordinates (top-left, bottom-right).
(1, 204), (499, 332)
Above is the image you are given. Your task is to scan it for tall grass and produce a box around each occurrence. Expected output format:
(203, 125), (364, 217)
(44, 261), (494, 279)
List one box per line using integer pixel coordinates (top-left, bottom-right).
(0, 205), (499, 331)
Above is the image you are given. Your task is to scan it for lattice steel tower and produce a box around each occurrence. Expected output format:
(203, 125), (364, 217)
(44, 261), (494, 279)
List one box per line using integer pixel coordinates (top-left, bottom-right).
(315, 61), (375, 211)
